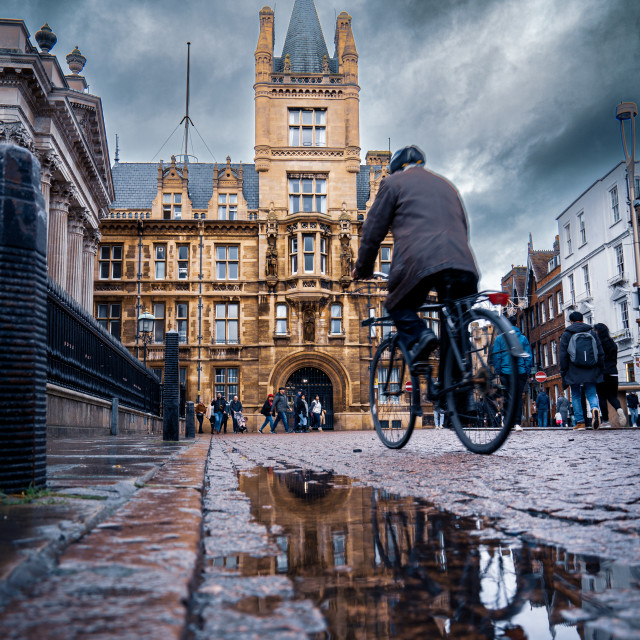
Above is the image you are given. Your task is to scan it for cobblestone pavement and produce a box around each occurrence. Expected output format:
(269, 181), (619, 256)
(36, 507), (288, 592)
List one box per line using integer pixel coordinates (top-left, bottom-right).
(213, 428), (640, 565)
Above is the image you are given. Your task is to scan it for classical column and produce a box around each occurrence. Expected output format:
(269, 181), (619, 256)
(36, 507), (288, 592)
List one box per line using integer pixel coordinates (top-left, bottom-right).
(82, 228), (100, 311)
(48, 183), (71, 287)
(66, 207), (86, 302)
(37, 150), (60, 218)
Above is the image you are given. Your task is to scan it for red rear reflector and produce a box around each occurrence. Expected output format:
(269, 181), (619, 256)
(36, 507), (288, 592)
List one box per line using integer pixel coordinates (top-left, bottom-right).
(488, 292), (510, 306)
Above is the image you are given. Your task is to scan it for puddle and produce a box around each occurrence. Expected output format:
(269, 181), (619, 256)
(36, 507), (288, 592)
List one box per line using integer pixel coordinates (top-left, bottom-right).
(228, 465), (640, 640)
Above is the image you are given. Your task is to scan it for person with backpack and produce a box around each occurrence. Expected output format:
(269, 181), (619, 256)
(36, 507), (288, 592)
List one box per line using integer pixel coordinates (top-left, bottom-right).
(559, 311), (604, 430)
(594, 323), (626, 427)
(492, 315), (532, 431)
(536, 390), (550, 428)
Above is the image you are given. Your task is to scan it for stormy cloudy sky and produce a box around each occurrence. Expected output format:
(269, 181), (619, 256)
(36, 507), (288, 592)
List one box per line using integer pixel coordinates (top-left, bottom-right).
(7, 0), (640, 288)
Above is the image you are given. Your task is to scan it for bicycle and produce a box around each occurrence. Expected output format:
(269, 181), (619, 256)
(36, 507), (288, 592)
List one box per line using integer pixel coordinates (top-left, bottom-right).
(358, 274), (526, 454)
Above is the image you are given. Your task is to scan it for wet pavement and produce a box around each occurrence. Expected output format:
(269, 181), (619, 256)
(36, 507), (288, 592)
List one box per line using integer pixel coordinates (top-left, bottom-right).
(1, 428), (639, 638)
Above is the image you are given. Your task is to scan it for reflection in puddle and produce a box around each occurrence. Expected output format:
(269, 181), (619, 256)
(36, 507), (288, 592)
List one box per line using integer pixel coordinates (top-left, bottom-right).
(230, 466), (639, 639)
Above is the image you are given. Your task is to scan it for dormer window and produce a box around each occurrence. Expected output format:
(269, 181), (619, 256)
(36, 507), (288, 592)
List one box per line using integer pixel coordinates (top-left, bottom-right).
(289, 109), (326, 147)
(218, 194), (238, 220)
(163, 193), (182, 220)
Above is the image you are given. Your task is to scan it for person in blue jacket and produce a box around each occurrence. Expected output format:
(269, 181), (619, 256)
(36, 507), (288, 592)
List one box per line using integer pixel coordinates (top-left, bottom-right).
(536, 390), (550, 428)
(492, 315), (532, 431)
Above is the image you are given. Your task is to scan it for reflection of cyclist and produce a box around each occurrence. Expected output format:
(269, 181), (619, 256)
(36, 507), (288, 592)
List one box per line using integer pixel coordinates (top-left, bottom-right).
(353, 145), (479, 370)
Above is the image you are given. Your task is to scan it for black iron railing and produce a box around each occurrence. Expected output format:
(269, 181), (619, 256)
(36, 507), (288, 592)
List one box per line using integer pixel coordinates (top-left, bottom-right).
(47, 280), (161, 414)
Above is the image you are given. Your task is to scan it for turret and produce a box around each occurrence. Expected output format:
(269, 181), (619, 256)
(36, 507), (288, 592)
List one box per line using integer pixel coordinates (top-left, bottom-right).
(340, 14), (358, 84)
(255, 5), (274, 83)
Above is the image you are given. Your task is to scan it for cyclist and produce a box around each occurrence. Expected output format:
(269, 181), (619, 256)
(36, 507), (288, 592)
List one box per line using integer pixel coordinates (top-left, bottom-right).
(353, 145), (479, 370)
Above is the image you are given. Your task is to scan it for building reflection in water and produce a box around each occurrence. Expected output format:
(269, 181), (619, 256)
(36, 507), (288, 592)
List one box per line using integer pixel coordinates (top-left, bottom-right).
(230, 466), (637, 639)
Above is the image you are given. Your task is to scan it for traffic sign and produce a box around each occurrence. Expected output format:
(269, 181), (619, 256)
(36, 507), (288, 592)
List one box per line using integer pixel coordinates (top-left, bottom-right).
(405, 381), (413, 393)
(535, 371), (547, 383)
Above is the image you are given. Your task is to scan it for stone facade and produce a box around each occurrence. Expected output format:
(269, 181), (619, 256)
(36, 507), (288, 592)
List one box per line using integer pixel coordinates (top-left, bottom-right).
(95, 2), (392, 430)
(0, 20), (113, 310)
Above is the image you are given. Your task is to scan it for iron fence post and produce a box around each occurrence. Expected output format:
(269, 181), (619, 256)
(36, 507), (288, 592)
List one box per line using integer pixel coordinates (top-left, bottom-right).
(0, 144), (47, 491)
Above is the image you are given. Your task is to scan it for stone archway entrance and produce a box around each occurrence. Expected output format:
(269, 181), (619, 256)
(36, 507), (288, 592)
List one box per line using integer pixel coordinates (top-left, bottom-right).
(285, 367), (334, 430)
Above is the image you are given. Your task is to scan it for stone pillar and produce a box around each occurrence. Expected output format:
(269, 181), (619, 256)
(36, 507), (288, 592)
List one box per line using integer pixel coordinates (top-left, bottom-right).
(185, 401), (195, 438)
(163, 330), (180, 441)
(82, 229), (100, 311)
(66, 207), (85, 303)
(48, 182), (71, 287)
(0, 144), (48, 491)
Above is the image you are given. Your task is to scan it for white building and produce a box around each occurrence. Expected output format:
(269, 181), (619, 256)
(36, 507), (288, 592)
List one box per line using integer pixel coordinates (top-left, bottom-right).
(557, 160), (640, 381)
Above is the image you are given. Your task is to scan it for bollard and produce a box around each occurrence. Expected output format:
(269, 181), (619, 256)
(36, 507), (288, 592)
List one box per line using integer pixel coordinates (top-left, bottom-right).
(185, 401), (195, 438)
(163, 330), (180, 441)
(111, 398), (118, 436)
(0, 144), (48, 492)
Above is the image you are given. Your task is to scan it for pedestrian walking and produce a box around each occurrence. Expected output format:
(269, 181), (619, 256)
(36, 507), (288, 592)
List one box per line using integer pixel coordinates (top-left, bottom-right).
(626, 391), (639, 427)
(531, 401), (538, 427)
(229, 395), (243, 433)
(536, 390), (550, 428)
(559, 310), (604, 430)
(433, 406), (445, 429)
(310, 395), (323, 431)
(556, 393), (570, 428)
(492, 315), (532, 431)
(220, 394), (229, 433)
(293, 390), (305, 432)
(212, 392), (227, 434)
(594, 323), (626, 427)
(259, 394), (275, 433)
(195, 400), (206, 434)
(272, 387), (291, 433)
(299, 392), (309, 432)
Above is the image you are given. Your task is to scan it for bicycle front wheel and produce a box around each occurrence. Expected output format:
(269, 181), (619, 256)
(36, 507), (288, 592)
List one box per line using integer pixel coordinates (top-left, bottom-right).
(370, 336), (419, 449)
(444, 308), (517, 454)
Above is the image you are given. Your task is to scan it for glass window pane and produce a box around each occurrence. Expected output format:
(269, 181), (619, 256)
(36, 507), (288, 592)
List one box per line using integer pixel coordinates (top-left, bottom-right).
(178, 246), (188, 259)
(316, 179), (326, 193)
(228, 321), (238, 343)
(304, 254), (314, 271)
(97, 304), (108, 318)
(228, 246), (239, 260)
(217, 263), (226, 279)
(216, 304), (226, 317)
(112, 246), (123, 260)
(218, 205), (227, 220)
(289, 179), (299, 193)
(304, 235), (314, 251)
(381, 247), (391, 261)
(289, 110), (300, 125)
(303, 195), (313, 212)
(99, 262), (109, 279)
(291, 238), (298, 252)
(302, 110), (313, 125)
(228, 304), (239, 318)
(227, 368), (238, 383)
(276, 304), (287, 318)
(228, 263), (238, 280)
(156, 245), (165, 259)
(215, 320), (225, 342)
(110, 304), (121, 317)
(173, 206), (181, 218)
(321, 238), (327, 253)
(155, 262), (165, 279)
(331, 304), (341, 318)
(112, 262), (122, 279)
(229, 194), (237, 204)
(215, 368), (226, 383)
(290, 195), (299, 213)
(163, 193), (171, 203)
(100, 246), (110, 260)
(317, 195), (327, 214)
(289, 128), (299, 146)
(302, 179), (313, 194)
(218, 194), (227, 203)
(229, 206), (237, 220)
(276, 319), (287, 334)
(177, 303), (187, 317)
(315, 110), (326, 125)
(302, 128), (312, 146)
(315, 127), (326, 147)
(174, 193), (182, 204)
(331, 319), (341, 334)
(216, 246), (227, 260)
(153, 303), (164, 317)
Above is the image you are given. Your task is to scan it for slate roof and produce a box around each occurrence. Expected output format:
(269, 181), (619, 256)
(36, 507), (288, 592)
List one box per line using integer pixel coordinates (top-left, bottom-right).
(529, 250), (556, 282)
(111, 162), (259, 210)
(275, 0), (337, 73)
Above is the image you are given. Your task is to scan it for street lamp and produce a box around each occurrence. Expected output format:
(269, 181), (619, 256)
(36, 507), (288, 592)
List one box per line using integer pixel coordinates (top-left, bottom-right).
(617, 102), (640, 305)
(137, 309), (155, 367)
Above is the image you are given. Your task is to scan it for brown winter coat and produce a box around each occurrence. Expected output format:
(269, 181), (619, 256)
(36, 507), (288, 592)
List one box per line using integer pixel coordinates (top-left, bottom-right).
(355, 166), (479, 310)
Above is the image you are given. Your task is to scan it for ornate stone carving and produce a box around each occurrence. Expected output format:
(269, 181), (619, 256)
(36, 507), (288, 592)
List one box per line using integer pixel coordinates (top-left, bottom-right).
(83, 229), (101, 255)
(303, 309), (315, 343)
(0, 122), (35, 152)
(340, 235), (354, 278)
(265, 236), (278, 278)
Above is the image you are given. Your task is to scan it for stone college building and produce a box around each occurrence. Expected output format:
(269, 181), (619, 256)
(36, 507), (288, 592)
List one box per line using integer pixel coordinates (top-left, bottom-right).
(97, 0), (393, 430)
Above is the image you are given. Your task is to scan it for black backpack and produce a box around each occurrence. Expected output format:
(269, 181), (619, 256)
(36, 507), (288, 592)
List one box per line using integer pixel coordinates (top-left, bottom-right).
(567, 331), (598, 368)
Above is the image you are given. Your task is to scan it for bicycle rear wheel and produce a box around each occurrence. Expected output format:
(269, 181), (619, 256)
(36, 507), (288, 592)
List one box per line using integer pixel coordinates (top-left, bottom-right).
(444, 307), (517, 454)
(370, 336), (419, 449)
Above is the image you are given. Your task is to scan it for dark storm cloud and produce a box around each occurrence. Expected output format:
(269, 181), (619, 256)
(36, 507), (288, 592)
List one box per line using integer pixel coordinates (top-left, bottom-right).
(6, 0), (640, 286)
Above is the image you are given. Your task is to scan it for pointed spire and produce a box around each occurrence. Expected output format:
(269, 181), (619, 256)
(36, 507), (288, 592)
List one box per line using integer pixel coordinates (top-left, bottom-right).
(280, 0), (330, 73)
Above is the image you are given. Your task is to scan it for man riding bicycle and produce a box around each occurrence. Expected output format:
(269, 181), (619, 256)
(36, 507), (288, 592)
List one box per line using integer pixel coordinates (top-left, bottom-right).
(353, 145), (479, 371)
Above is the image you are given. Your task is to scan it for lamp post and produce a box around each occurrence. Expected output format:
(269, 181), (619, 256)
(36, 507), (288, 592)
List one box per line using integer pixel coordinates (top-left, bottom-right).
(137, 309), (155, 367)
(617, 102), (640, 307)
